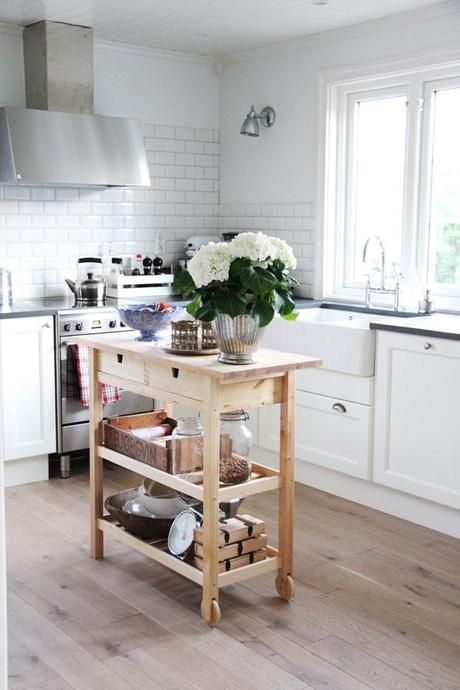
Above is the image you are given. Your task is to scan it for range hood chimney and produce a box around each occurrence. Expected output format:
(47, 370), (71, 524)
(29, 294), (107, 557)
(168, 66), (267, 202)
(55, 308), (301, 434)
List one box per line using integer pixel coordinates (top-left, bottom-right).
(23, 21), (94, 114)
(0, 20), (150, 187)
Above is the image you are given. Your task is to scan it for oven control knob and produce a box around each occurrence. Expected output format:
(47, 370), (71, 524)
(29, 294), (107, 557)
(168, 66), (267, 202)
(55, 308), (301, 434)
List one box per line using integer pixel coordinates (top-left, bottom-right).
(63, 323), (71, 332)
(109, 320), (117, 328)
(75, 322), (83, 331)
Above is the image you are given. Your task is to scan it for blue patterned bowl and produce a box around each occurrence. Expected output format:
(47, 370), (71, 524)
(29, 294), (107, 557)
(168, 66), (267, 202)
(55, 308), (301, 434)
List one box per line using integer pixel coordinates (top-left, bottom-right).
(118, 303), (183, 342)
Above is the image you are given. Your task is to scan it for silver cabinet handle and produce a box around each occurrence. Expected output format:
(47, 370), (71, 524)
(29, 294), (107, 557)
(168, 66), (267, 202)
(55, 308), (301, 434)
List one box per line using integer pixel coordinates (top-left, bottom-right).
(332, 402), (347, 414)
(424, 342), (432, 350)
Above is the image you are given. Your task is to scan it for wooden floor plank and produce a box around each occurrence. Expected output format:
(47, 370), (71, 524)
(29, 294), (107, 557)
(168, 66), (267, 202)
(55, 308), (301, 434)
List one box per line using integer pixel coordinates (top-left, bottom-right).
(6, 463), (460, 690)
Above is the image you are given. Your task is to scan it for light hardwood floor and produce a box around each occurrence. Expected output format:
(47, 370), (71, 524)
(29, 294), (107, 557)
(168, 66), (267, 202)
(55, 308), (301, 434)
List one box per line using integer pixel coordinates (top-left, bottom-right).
(5, 459), (460, 690)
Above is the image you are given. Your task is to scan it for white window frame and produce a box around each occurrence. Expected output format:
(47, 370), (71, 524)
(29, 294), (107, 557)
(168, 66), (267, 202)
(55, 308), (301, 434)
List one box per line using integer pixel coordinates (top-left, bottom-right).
(318, 53), (460, 309)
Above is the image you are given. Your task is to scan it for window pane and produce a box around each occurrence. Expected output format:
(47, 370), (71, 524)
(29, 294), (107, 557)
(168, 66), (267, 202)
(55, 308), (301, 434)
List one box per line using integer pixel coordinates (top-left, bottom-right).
(430, 88), (460, 288)
(349, 96), (407, 281)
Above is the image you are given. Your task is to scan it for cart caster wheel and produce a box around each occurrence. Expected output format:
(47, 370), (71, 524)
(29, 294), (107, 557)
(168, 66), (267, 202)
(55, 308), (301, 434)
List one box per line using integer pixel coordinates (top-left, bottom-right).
(276, 573), (295, 601)
(201, 598), (221, 626)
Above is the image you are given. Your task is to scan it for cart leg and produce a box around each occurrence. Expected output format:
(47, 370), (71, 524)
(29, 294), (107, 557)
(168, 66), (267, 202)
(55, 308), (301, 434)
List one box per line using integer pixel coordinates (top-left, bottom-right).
(276, 370), (296, 600)
(200, 378), (221, 625)
(89, 349), (104, 559)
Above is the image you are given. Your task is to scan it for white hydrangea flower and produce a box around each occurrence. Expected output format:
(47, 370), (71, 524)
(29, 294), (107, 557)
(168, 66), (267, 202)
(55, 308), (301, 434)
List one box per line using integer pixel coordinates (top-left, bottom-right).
(268, 236), (297, 270)
(188, 241), (232, 288)
(228, 232), (273, 263)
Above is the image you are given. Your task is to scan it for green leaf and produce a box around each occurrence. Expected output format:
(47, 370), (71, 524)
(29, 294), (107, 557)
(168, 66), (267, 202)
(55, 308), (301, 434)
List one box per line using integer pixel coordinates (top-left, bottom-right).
(241, 266), (277, 295)
(251, 299), (275, 327)
(281, 311), (299, 321)
(172, 270), (195, 297)
(186, 294), (201, 318)
(229, 257), (251, 280)
(195, 302), (218, 322)
(214, 290), (246, 318)
(275, 289), (295, 316)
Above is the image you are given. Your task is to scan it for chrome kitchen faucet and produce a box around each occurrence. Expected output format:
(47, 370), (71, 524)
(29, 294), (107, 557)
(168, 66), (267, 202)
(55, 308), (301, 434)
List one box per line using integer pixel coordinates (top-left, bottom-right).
(362, 236), (400, 310)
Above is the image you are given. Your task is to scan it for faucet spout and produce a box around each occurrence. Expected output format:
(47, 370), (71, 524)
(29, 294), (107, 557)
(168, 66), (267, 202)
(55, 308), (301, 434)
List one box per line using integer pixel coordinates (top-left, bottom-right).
(362, 236), (385, 290)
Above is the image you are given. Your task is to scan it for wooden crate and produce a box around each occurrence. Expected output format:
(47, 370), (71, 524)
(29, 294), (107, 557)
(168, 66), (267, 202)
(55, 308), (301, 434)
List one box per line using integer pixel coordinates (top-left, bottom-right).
(104, 410), (202, 474)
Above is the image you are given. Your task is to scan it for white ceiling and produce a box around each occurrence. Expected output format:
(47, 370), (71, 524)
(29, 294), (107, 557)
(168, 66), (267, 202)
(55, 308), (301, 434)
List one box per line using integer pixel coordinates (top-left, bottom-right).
(0, 0), (447, 58)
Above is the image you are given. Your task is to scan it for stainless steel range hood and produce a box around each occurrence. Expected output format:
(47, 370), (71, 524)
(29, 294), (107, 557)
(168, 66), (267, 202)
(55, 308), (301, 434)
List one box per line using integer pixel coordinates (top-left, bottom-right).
(0, 21), (150, 187)
(0, 107), (150, 186)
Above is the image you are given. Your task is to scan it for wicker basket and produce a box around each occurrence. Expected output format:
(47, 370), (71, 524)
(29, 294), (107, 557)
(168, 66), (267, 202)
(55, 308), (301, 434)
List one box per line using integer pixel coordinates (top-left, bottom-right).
(171, 320), (216, 351)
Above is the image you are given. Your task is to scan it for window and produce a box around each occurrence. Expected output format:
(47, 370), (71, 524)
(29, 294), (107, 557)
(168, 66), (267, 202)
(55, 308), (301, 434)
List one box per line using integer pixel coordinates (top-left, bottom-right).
(323, 60), (460, 308)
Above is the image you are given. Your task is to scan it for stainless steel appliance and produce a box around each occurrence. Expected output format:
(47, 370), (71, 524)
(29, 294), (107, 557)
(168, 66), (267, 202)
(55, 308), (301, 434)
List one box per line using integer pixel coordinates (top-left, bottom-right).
(0, 21), (150, 187)
(56, 306), (154, 478)
(65, 257), (107, 307)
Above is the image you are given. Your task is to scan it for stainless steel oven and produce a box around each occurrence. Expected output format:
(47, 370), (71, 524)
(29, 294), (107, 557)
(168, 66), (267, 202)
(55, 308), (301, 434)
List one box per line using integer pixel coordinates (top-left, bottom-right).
(56, 307), (154, 477)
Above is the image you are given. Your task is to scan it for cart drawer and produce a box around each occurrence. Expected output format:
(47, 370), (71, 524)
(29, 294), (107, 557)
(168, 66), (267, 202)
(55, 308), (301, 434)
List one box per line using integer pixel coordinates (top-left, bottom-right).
(98, 351), (147, 385)
(146, 361), (205, 402)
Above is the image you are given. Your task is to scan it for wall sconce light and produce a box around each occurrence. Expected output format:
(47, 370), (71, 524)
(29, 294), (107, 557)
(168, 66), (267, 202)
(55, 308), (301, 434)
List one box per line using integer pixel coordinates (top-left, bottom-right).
(240, 105), (276, 137)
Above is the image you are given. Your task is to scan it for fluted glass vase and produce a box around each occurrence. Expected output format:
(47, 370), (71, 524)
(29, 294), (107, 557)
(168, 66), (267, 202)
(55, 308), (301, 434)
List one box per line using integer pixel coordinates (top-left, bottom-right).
(212, 314), (264, 364)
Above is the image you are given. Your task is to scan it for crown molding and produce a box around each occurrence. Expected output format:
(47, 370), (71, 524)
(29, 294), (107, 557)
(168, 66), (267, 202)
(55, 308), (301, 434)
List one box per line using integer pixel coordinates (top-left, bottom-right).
(95, 37), (220, 69)
(221, 1), (460, 65)
(0, 22), (23, 38)
(320, 45), (460, 85)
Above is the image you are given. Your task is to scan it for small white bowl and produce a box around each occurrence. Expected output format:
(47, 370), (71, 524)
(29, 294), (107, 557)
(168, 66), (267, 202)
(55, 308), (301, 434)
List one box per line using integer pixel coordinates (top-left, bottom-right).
(138, 483), (189, 518)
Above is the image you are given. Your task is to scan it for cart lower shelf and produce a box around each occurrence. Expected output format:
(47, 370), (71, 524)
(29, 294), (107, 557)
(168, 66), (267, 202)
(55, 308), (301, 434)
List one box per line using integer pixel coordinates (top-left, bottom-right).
(99, 515), (280, 587)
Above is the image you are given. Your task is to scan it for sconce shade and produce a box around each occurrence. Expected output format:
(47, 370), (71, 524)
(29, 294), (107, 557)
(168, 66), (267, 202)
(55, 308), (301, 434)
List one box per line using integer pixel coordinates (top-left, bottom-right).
(240, 105), (260, 136)
(240, 105), (276, 137)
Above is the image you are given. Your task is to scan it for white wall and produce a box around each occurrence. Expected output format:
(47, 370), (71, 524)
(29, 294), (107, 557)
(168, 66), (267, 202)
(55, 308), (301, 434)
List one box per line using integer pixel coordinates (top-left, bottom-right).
(220, 3), (460, 205)
(95, 42), (219, 128)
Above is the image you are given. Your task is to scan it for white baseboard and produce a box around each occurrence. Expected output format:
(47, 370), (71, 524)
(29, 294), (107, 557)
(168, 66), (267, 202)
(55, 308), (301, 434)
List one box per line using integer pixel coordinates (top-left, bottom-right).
(251, 446), (460, 539)
(4, 455), (49, 488)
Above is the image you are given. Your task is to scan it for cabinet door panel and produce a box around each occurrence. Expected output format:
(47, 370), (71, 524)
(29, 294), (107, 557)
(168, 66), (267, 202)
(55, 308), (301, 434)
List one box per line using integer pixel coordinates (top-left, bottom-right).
(373, 332), (460, 508)
(258, 392), (371, 479)
(1, 316), (56, 460)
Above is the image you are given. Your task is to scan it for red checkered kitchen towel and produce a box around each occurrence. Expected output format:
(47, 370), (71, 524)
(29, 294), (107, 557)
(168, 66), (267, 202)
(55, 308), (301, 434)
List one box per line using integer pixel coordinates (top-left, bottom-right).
(66, 343), (121, 408)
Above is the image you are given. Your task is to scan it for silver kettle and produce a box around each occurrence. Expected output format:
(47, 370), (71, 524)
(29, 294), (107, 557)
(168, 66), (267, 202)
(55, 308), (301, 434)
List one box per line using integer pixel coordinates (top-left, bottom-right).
(66, 257), (107, 306)
(65, 273), (107, 306)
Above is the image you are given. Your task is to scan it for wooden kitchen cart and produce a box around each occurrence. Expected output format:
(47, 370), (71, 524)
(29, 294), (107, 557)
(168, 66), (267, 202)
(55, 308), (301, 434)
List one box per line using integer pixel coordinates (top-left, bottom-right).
(82, 332), (321, 625)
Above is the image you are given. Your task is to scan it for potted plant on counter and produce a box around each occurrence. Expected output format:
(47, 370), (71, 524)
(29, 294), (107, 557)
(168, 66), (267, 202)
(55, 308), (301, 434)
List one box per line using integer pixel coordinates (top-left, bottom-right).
(173, 232), (298, 364)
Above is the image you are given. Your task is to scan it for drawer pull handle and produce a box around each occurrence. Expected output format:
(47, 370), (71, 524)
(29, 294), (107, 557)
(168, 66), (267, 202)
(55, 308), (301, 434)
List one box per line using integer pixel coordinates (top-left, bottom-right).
(424, 342), (432, 350)
(117, 353), (124, 363)
(332, 402), (347, 414)
(171, 367), (179, 379)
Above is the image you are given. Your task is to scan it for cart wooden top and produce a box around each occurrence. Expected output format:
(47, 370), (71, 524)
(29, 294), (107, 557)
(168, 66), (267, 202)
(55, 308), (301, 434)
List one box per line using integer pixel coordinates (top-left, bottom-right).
(76, 332), (321, 382)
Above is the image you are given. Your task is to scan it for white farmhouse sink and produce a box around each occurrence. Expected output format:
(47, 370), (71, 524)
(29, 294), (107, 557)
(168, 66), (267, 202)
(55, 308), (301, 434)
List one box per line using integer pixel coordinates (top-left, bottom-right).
(262, 308), (376, 376)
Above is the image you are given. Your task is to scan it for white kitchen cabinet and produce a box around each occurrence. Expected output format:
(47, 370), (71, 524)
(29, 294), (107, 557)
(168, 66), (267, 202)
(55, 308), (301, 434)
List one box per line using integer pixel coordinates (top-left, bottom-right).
(0, 316), (56, 461)
(373, 331), (460, 509)
(258, 390), (372, 479)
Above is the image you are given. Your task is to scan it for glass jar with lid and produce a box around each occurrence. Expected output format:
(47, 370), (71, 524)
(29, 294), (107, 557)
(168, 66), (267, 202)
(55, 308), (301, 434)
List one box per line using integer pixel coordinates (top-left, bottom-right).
(172, 417), (203, 437)
(220, 410), (252, 459)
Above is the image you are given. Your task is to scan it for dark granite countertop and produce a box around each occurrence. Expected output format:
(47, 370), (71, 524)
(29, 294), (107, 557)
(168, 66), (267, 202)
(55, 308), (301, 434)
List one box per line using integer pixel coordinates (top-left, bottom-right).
(2, 296), (460, 342)
(368, 314), (460, 341)
(0, 302), (57, 319)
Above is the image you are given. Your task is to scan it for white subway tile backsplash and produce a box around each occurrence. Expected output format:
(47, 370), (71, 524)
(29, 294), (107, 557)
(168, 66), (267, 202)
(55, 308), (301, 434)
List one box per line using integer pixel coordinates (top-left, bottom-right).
(175, 127), (195, 141)
(155, 125), (175, 139)
(6, 216), (31, 229)
(0, 121), (315, 298)
(5, 187), (30, 201)
(55, 188), (79, 201)
(217, 202), (315, 295)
